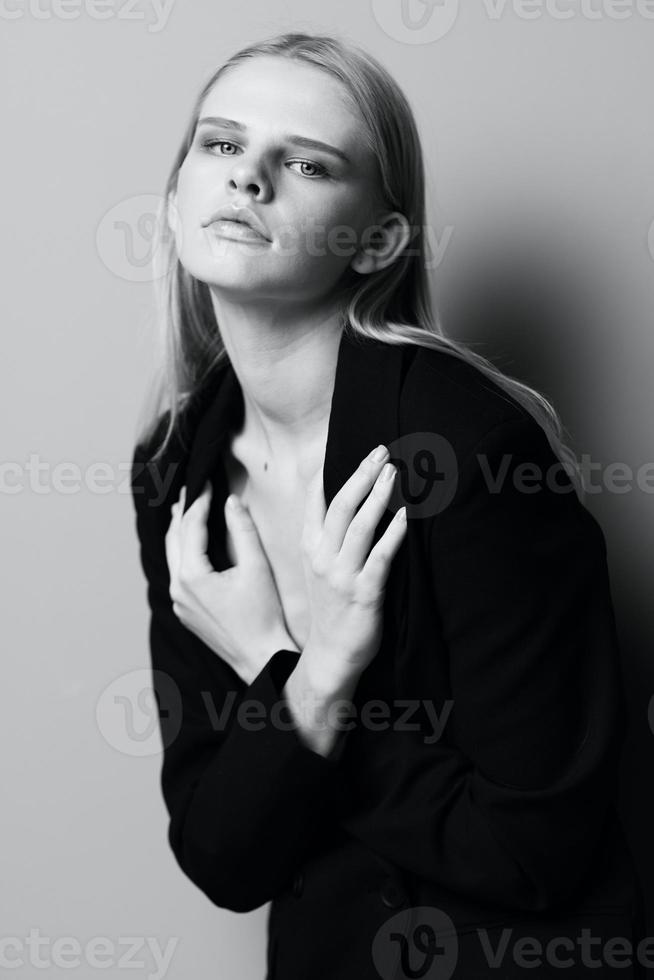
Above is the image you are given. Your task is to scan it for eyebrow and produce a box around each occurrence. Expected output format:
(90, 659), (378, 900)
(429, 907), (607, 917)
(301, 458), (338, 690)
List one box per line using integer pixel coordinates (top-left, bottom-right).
(195, 116), (352, 165)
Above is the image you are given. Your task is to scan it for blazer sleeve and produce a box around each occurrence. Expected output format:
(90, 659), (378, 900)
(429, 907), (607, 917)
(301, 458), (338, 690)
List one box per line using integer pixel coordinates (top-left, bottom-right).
(130, 440), (348, 913)
(397, 414), (626, 912)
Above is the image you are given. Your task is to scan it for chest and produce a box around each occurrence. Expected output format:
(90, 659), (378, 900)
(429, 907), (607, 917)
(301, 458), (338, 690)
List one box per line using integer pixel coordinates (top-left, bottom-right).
(222, 449), (312, 652)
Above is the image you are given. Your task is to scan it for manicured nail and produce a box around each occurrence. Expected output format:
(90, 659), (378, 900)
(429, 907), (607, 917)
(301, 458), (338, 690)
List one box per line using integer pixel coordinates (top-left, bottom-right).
(370, 445), (389, 462)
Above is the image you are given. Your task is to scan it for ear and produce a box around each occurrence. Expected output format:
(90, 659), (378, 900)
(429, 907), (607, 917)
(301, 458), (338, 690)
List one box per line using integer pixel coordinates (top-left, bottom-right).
(349, 211), (412, 275)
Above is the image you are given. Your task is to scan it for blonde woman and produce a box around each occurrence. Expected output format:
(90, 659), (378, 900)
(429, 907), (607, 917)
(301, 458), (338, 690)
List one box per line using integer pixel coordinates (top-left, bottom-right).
(130, 32), (644, 979)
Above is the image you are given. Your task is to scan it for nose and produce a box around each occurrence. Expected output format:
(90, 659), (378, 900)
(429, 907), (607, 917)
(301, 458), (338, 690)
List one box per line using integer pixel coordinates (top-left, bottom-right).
(227, 160), (271, 200)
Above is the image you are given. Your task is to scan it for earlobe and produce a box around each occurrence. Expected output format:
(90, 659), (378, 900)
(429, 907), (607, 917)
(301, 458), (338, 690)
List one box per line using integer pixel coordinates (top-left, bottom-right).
(350, 249), (376, 275)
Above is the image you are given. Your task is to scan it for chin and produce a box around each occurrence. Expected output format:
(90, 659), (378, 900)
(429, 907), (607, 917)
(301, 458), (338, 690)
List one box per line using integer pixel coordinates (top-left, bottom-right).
(180, 251), (261, 281)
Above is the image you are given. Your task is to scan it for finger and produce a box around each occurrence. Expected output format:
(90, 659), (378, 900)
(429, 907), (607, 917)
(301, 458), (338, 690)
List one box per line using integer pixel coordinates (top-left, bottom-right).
(338, 462), (398, 572)
(180, 482), (214, 577)
(321, 446), (390, 555)
(358, 506), (407, 596)
(165, 486), (185, 580)
(302, 466), (326, 545)
(169, 485), (185, 527)
(170, 483), (184, 518)
(224, 494), (267, 568)
(164, 525), (180, 584)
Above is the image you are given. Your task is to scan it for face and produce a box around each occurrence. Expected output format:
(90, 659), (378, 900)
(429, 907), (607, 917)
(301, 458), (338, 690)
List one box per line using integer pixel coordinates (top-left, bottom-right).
(168, 56), (387, 306)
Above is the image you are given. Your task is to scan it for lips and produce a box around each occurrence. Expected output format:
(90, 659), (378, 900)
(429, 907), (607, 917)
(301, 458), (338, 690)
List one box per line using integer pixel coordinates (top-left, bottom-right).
(208, 219), (269, 243)
(218, 218), (266, 241)
(202, 205), (271, 241)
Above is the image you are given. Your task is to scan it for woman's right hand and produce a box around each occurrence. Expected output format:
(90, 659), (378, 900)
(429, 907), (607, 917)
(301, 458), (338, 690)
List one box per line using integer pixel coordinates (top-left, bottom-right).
(300, 444), (407, 686)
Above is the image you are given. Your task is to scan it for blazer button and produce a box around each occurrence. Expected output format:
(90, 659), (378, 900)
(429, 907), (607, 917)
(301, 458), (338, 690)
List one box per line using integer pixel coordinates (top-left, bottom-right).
(380, 876), (408, 909)
(292, 870), (304, 897)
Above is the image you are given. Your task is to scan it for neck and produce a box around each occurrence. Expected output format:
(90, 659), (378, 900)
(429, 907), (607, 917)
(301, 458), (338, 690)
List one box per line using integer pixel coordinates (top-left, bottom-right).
(210, 292), (344, 482)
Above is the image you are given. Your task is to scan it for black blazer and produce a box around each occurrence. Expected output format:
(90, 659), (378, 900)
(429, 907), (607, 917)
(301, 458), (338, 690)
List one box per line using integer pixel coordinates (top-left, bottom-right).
(130, 329), (645, 979)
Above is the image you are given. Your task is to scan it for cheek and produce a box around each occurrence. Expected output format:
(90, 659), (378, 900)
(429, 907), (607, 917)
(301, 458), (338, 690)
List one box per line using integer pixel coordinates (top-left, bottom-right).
(175, 168), (202, 227)
(176, 155), (219, 220)
(280, 197), (366, 268)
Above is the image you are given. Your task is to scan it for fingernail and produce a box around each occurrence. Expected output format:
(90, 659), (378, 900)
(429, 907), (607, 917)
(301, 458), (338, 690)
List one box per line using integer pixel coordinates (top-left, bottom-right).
(226, 494), (240, 509)
(370, 445), (389, 462)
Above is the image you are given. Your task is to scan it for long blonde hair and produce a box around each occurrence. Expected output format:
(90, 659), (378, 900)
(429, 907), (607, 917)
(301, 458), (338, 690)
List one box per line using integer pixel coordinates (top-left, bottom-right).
(136, 30), (584, 499)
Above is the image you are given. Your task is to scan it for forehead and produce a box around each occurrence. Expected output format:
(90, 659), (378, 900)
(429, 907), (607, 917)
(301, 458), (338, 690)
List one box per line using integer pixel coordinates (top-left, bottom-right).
(199, 56), (365, 156)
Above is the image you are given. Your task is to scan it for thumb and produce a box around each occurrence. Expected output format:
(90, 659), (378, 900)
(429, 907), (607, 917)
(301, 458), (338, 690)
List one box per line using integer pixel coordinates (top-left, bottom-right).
(181, 482), (214, 577)
(225, 495), (266, 567)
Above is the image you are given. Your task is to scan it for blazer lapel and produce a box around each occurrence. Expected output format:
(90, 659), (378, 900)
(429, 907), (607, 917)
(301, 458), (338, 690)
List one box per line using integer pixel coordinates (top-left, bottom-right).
(182, 359), (241, 512)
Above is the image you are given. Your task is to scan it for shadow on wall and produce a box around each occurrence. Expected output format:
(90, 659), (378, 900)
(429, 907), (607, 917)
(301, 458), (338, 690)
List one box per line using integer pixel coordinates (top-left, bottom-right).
(436, 224), (654, 936)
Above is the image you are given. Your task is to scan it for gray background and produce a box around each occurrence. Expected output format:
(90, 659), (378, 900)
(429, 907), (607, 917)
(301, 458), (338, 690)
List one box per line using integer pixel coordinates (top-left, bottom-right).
(2, 1), (653, 977)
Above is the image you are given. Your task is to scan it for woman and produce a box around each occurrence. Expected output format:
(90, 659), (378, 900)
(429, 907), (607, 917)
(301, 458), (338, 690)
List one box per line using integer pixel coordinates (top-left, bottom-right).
(130, 32), (645, 979)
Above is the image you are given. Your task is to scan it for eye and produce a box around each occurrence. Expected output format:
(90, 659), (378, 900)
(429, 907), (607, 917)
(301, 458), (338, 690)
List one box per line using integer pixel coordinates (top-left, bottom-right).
(200, 138), (239, 155)
(287, 160), (329, 179)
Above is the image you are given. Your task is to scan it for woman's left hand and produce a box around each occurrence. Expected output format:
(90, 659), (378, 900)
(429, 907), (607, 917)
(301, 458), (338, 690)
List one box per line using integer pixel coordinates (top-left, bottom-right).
(164, 482), (300, 685)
